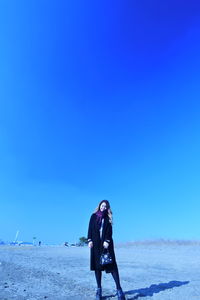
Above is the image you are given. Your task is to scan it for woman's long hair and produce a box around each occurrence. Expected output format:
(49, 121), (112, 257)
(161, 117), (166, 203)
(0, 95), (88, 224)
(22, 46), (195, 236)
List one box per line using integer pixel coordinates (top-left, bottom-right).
(94, 200), (113, 225)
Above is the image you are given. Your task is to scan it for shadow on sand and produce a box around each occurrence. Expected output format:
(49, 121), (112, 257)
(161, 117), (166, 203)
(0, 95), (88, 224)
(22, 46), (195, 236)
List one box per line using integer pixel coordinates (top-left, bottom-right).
(102, 280), (189, 299)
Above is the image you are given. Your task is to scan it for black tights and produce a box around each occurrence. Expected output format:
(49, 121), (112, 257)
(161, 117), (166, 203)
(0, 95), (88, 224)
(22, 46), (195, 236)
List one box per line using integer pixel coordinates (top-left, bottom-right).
(95, 268), (121, 290)
(95, 270), (102, 288)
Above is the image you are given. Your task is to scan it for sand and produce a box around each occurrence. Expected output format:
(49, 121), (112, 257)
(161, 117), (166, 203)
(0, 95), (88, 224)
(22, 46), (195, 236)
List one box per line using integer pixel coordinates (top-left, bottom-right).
(0, 241), (200, 300)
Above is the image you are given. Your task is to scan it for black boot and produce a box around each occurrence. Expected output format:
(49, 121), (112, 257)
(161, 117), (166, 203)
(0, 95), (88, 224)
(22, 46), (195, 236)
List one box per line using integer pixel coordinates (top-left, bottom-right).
(96, 287), (102, 300)
(117, 288), (125, 300)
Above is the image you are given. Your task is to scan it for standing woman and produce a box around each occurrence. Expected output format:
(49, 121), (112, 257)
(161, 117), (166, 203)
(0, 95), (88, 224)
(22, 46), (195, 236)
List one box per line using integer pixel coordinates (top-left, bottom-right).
(87, 200), (125, 300)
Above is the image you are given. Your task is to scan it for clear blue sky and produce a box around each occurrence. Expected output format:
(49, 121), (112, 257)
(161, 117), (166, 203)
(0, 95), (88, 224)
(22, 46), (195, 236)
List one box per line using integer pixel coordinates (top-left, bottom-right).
(0, 1), (200, 244)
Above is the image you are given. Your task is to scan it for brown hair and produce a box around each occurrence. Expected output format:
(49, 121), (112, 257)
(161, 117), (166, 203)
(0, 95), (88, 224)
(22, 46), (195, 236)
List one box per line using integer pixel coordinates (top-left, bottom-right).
(94, 200), (113, 225)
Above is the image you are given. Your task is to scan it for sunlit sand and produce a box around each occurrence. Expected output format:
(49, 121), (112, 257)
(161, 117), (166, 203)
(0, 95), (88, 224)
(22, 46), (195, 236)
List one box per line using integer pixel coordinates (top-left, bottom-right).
(0, 241), (199, 299)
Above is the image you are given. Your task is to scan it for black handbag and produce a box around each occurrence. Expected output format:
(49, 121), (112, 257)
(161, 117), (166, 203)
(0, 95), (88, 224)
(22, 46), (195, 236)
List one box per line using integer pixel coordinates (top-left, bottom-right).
(100, 248), (113, 266)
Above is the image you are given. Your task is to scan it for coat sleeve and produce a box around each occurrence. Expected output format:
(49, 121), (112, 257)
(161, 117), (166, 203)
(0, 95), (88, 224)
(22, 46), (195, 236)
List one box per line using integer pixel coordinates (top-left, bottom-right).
(87, 214), (93, 242)
(104, 221), (112, 243)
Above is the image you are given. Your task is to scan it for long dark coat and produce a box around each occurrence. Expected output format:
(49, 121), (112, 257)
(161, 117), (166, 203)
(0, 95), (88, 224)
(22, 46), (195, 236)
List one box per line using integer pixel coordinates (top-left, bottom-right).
(87, 213), (118, 273)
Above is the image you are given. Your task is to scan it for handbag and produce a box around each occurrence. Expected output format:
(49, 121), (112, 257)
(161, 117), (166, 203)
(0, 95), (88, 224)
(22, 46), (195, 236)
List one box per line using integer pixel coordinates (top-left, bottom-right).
(100, 248), (113, 266)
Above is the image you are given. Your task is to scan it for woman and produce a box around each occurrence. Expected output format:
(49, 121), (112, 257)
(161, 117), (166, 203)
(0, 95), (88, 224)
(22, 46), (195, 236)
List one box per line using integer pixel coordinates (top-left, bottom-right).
(87, 200), (125, 300)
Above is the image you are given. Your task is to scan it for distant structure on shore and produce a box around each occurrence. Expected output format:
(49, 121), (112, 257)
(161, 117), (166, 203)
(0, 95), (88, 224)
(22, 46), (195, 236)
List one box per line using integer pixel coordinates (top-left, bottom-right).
(8, 230), (33, 246)
(0, 232), (88, 247)
(13, 230), (19, 244)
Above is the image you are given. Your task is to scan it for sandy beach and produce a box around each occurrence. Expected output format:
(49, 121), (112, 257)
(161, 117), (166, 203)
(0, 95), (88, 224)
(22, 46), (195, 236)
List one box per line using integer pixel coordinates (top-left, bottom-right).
(0, 241), (200, 300)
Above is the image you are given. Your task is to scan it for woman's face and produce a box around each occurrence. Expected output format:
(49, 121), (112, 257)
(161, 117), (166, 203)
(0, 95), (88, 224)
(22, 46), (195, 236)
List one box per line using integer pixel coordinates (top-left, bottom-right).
(100, 202), (107, 212)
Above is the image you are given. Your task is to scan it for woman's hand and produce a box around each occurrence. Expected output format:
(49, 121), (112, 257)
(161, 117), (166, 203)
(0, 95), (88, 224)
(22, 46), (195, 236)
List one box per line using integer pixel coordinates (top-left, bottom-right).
(103, 241), (109, 249)
(88, 241), (93, 248)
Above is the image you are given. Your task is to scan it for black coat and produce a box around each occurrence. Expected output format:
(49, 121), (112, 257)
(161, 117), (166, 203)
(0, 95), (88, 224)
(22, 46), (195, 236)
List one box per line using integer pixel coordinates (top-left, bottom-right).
(87, 213), (118, 273)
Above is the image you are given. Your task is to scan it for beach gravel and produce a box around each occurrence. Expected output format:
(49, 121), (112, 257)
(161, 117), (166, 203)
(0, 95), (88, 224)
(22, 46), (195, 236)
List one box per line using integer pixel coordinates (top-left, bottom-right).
(0, 242), (200, 299)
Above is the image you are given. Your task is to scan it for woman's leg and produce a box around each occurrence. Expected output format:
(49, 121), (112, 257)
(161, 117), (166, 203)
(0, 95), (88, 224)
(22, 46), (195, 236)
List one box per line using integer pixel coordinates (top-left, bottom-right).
(111, 267), (121, 290)
(95, 270), (102, 288)
(111, 267), (125, 299)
